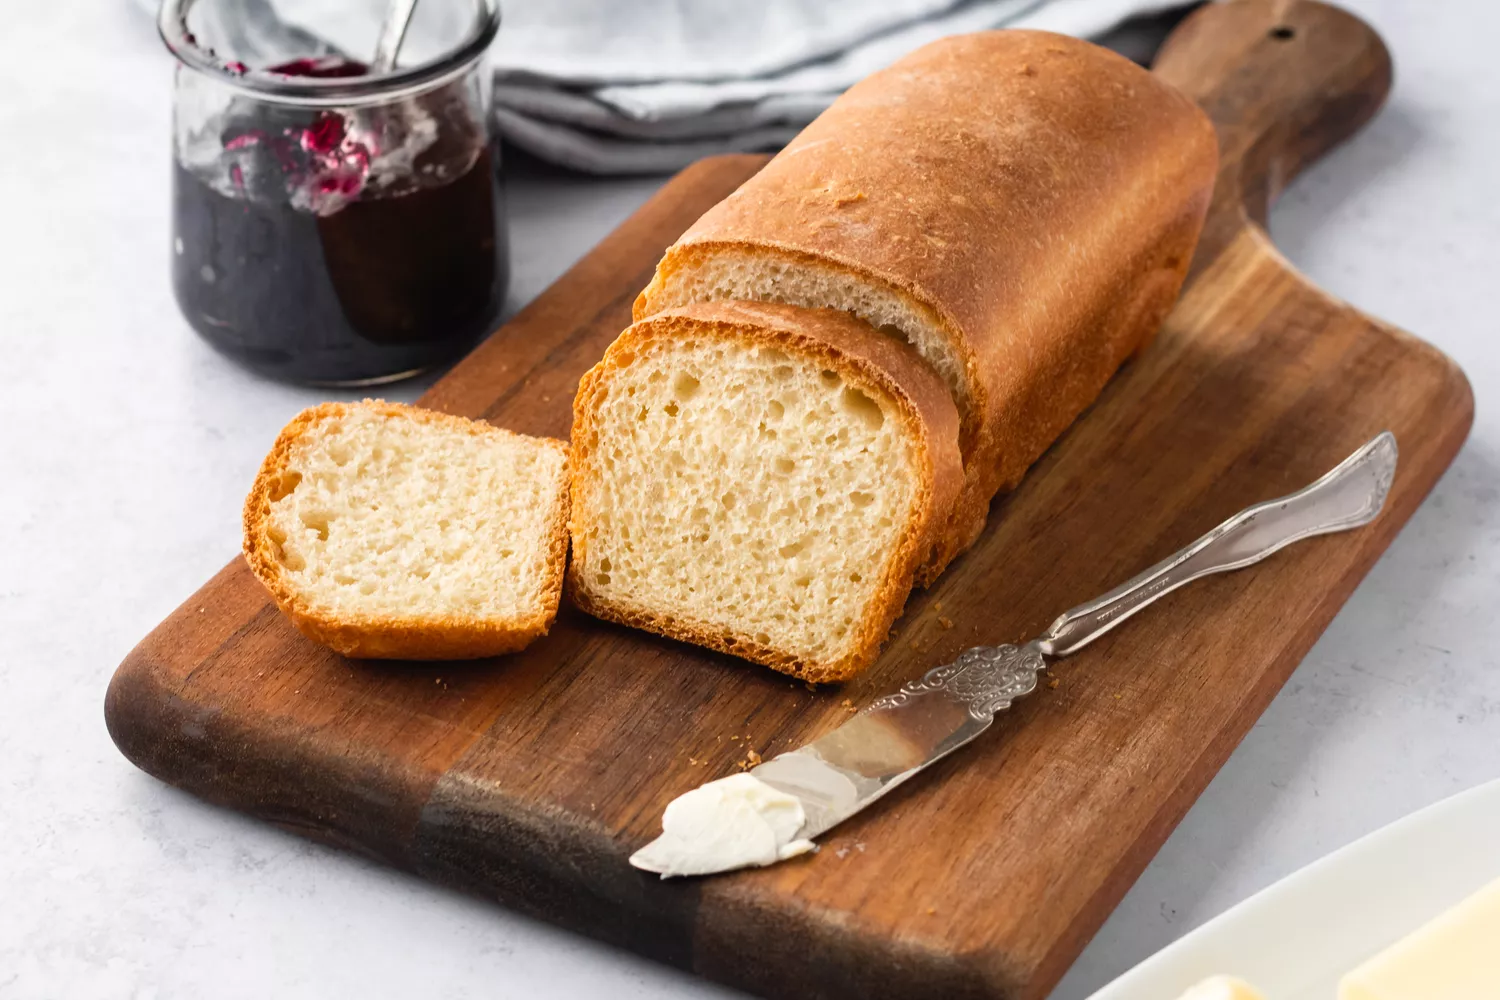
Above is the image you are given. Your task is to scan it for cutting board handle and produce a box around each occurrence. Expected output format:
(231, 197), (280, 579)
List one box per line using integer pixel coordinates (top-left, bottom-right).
(1154, 0), (1392, 252)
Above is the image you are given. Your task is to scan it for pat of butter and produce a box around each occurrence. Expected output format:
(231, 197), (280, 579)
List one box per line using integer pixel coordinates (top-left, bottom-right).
(1173, 975), (1265, 1000)
(1339, 875), (1500, 1000)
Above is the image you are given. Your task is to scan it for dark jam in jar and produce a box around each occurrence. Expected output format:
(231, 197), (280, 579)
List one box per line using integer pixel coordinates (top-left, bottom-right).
(171, 59), (508, 385)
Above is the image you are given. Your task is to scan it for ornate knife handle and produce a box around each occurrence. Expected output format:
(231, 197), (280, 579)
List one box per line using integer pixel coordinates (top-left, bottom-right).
(867, 433), (1396, 723)
(1037, 432), (1398, 658)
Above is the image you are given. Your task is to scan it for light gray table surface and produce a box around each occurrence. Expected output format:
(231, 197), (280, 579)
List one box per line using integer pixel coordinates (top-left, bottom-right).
(2, 2), (1496, 997)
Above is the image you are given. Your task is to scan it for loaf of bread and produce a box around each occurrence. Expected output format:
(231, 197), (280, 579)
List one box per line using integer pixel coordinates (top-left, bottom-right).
(568, 301), (962, 682)
(243, 400), (570, 659)
(636, 30), (1218, 577)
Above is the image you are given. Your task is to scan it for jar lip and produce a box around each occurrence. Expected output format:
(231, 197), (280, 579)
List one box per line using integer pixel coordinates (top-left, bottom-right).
(158, 0), (499, 106)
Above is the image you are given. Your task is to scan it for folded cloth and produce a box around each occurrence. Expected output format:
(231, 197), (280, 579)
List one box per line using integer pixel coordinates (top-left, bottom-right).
(489, 0), (1191, 172)
(137, 0), (1192, 173)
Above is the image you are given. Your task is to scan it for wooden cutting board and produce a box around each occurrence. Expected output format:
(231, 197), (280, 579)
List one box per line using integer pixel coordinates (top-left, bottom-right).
(106, 3), (1472, 998)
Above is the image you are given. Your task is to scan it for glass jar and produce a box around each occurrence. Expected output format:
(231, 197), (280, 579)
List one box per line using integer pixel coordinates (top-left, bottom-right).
(160, 0), (507, 386)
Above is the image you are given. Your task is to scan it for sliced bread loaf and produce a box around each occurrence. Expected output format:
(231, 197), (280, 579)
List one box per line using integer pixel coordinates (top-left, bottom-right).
(243, 400), (570, 660)
(568, 301), (962, 682)
(635, 30), (1218, 580)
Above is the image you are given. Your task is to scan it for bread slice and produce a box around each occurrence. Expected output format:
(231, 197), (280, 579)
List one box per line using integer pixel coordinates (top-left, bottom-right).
(568, 301), (962, 683)
(635, 30), (1218, 581)
(243, 400), (569, 659)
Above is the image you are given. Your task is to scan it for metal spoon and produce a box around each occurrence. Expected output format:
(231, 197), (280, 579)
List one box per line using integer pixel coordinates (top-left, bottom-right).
(371, 0), (420, 72)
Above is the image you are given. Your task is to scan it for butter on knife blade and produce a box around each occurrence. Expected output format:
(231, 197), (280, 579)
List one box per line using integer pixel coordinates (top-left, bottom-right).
(630, 434), (1397, 878)
(629, 773), (815, 878)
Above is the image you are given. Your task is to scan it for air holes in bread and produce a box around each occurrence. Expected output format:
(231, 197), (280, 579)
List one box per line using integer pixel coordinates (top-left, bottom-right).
(840, 387), (884, 429)
(269, 471), (302, 502)
(300, 510), (331, 541)
(673, 373), (701, 401)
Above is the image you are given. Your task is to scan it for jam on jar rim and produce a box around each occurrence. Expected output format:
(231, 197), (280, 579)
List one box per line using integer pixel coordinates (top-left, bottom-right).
(158, 0), (500, 106)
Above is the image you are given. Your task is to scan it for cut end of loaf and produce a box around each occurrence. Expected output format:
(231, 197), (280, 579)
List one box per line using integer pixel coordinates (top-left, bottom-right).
(243, 401), (570, 660)
(637, 243), (977, 450)
(569, 303), (959, 682)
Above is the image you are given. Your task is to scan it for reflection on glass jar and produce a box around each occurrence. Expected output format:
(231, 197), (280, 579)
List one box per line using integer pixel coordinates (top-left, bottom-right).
(161, 0), (508, 386)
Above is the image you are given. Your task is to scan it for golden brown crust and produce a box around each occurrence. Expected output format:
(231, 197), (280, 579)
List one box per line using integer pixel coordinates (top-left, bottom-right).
(242, 400), (570, 661)
(567, 301), (963, 683)
(635, 30), (1219, 578)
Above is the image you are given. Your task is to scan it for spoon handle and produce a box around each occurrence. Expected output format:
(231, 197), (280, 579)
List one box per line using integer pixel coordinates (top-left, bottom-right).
(372, 0), (421, 72)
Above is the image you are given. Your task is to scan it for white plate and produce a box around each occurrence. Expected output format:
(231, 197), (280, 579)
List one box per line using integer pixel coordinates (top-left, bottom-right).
(1087, 778), (1500, 1000)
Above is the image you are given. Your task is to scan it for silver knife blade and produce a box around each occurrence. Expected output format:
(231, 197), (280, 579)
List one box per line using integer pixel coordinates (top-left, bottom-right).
(630, 432), (1397, 877)
(627, 644), (1048, 878)
(750, 643), (1048, 839)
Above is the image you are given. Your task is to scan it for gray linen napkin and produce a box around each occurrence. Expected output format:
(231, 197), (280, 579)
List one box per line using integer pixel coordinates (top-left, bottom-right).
(140, 0), (1191, 173)
(490, 0), (1189, 171)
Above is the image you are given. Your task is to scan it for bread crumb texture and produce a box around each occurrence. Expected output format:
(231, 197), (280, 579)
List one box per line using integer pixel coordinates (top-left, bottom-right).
(573, 335), (920, 672)
(645, 249), (972, 436)
(245, 400), (569, 659)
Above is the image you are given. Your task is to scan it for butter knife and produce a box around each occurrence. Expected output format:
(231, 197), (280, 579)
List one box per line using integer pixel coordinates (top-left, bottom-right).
(633, 432), (1398, 876)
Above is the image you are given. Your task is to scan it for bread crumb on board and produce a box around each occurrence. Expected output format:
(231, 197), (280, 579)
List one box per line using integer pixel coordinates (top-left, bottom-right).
(1047, 677), (1060, 690)
(937, 616), (954, 630)
(841, 698), (857, 713)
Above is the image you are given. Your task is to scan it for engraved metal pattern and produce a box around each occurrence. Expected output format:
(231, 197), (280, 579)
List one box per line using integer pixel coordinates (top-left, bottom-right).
(867, 643), (1048, 722)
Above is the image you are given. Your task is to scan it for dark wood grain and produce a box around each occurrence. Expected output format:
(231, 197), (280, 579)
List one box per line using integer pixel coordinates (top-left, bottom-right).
(105, 3), (1472, 998)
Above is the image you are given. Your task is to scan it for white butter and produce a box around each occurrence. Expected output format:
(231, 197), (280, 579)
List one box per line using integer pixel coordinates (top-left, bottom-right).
(1173, 975), (1265, 1000)
(1339, 875), (1500, 1000)
(630, 773), (816, 878)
